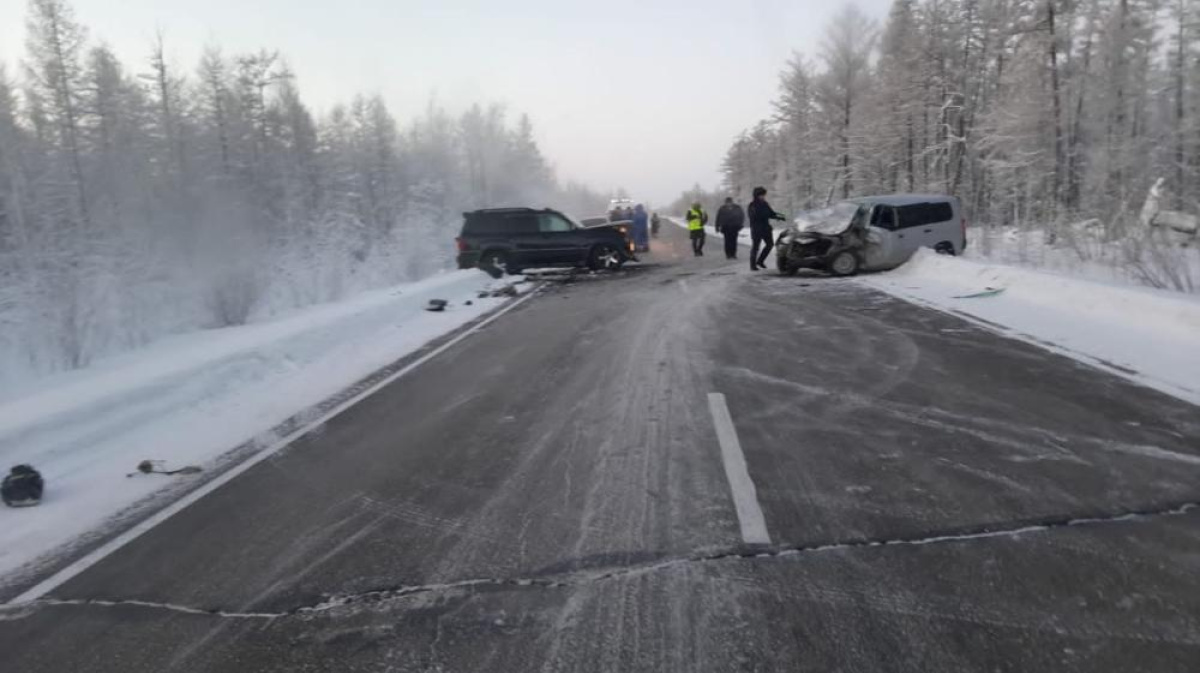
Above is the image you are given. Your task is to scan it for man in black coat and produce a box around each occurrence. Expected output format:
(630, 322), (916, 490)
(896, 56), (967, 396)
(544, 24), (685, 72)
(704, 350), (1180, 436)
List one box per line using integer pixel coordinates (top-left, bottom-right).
(747, 186), (786, 271)
(714, 197), (746, 260)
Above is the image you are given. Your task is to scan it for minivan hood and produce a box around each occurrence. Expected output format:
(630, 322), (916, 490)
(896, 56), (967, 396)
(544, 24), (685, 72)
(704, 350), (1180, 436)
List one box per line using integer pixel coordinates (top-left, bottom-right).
(792, 201), (859, 236)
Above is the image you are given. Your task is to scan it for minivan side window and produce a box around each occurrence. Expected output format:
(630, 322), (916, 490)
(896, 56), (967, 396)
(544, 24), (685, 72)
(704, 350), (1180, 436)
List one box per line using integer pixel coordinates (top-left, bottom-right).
(870, 205), (898, 230)
(896, 202), (954, 229)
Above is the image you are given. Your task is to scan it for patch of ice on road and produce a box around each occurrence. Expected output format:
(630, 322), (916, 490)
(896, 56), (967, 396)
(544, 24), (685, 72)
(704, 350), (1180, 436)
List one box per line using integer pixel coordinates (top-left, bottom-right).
(0, 270), (524, 585)
(863, 249), (1200, 405)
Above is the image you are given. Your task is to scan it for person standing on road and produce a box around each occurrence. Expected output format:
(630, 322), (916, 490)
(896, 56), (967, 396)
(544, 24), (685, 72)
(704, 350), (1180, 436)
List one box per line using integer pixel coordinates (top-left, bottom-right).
(715, 197), (746, 260)
(651, 212), (661, 238)
(631, 203), (650, 252)
(686, 202), (708, 257)
(747, 186), (786, 271)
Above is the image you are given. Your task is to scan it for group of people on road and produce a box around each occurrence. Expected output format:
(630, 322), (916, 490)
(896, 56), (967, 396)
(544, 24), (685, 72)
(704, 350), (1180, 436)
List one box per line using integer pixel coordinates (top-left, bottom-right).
(614, 204), (661, 254)
(686, 186), (787, 270)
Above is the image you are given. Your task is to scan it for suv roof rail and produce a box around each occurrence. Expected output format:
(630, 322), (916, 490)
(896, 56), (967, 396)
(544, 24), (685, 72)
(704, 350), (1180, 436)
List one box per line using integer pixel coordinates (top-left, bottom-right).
(464, 207), (550, 216)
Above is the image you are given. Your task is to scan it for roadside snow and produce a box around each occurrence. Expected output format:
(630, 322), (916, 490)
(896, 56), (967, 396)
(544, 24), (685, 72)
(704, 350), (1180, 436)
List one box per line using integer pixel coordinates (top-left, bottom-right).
(965, 226), (1200, 293)
(0, 270), (526, 583)
(863, 249), (1200, 405)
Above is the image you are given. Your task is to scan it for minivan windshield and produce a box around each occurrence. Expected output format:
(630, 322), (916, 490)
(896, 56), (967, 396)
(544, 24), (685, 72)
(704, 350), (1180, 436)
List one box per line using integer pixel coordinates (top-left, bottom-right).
(793, 201), (861, 235)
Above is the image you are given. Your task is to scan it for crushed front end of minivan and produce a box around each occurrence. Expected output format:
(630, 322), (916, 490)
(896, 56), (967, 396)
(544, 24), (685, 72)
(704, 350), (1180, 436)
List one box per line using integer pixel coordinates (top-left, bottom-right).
(775, 201), (873, 277)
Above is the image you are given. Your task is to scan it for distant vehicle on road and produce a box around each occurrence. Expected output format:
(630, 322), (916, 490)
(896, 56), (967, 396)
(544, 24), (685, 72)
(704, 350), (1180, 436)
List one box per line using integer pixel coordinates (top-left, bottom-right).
(456, 207), (636, 276)
(776, 194), (966, 276)
(608, 198), (635, 222)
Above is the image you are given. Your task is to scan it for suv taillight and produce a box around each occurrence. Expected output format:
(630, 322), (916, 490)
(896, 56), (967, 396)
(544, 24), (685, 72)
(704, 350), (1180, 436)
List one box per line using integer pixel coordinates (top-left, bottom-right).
(455, 237), (469, 252)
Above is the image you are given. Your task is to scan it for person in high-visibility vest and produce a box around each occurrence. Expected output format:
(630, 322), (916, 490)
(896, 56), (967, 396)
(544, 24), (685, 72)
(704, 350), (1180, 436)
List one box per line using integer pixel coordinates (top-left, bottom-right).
(686, 202), (709, 257)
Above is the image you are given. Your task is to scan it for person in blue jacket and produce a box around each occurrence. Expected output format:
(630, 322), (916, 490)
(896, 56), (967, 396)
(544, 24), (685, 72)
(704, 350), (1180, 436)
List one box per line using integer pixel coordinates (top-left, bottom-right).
(631, 203), (650, 252)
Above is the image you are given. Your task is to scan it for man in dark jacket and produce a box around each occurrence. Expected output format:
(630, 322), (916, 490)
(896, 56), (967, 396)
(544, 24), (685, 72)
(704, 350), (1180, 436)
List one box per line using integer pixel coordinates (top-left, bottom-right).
(714, 197), (746, 260)
(747, 186), (786, 271)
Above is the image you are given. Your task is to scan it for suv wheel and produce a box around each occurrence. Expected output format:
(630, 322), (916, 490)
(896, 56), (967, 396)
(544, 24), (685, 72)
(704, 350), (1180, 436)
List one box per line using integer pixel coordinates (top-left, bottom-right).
(588, 244), (624, 271)
(828, 251), (859, 277)
(934, 242), (957, 256)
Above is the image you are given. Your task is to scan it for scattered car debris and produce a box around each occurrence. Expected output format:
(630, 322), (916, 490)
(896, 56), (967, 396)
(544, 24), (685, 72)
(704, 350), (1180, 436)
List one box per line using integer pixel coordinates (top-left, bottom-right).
(127, 460), (203, 477)
(2, 465), (44, 507)
(475, 285), (519, 299)
(425, 299), (449, 312)
(953, 287), (1006, 299)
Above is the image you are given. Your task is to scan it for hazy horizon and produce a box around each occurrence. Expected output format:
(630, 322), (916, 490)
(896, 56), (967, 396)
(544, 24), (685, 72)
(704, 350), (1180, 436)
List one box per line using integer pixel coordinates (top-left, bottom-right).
(0, 0), (892, 205)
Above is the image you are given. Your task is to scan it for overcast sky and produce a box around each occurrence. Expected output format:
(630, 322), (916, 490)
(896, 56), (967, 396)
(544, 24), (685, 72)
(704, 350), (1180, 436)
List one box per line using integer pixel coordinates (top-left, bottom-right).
(0, 0), (891, 204)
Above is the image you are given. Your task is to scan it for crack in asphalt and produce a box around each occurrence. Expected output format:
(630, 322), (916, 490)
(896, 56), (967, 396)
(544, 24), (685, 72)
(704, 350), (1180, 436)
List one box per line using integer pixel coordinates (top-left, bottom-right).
(3, 500), (1195, 622)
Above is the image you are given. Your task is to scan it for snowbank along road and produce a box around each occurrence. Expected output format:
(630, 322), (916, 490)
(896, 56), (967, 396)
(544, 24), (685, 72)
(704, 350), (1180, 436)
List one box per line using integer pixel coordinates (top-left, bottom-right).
(1, 224), (1199, 672)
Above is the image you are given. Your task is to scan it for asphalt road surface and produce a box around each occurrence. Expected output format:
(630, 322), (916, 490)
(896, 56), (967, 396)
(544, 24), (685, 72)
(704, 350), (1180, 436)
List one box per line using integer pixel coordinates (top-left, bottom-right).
(2, 224), (1199, 672)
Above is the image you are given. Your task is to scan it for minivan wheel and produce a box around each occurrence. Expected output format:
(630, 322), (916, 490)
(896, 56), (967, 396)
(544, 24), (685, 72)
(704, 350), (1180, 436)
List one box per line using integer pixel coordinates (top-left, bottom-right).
(588, 244), (624, 271)
(828, 251), (859, 276)
(934, 242), (957, 256)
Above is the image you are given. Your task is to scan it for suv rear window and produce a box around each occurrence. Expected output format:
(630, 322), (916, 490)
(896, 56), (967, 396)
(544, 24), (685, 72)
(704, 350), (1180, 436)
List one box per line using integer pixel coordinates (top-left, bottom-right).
(896, 202), (954, 229)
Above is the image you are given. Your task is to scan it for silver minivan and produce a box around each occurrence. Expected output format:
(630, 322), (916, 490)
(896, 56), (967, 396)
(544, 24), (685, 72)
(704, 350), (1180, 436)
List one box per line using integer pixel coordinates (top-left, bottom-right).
(776, 194), (966, 276)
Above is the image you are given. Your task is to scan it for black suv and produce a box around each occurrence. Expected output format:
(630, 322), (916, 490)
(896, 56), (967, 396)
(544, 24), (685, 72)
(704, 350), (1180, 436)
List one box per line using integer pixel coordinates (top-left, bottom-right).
(456, 207), (635, 275)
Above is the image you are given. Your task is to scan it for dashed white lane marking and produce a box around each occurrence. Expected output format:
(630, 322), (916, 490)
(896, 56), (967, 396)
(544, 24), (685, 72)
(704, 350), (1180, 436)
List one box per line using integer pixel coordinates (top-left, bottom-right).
(7, 290), (541, 606)
(707, 393), (771, 545)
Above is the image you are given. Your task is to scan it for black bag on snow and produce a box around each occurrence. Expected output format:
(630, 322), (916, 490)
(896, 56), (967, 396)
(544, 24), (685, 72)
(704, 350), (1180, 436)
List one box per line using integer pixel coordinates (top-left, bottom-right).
(2, 465), (44, 507)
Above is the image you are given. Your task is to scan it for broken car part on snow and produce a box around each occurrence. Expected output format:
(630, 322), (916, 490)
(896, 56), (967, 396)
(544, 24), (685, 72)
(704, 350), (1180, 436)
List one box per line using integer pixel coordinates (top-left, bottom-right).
(2, 465), (44, 507)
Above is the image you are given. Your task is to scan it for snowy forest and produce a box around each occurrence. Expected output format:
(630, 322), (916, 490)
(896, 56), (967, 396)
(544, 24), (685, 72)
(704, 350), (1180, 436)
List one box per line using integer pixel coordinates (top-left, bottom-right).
(690, 0), (1200, 292)
(0, 0), (609, 387)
